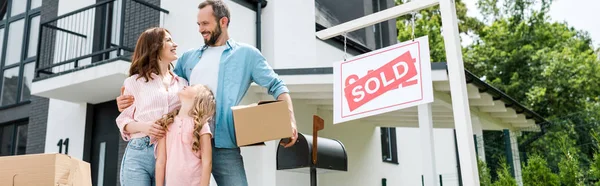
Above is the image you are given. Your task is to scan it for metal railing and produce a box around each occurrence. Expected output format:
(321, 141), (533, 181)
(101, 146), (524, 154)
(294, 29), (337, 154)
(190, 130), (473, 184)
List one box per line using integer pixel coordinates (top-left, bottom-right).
(35, 0), (168, 79)
(421, 174), (461, 186)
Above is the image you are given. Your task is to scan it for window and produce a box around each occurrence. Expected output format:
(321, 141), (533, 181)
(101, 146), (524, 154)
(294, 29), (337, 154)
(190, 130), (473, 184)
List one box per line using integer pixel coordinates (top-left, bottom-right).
(0, 0), (41, 108)
(381, 127), (398, 164)
(0, 120), (28, 156)
(315, 0), (395, 50)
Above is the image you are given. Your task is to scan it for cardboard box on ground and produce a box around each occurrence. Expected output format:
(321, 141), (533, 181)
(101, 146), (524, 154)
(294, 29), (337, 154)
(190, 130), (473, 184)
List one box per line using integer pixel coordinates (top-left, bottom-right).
(0, 153), (92, 186)
(232, 100), (293, 147)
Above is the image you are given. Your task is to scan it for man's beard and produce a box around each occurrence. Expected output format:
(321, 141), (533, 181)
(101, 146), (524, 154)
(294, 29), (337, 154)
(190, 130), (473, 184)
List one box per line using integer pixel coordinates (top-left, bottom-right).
(204, 22), (222, 46)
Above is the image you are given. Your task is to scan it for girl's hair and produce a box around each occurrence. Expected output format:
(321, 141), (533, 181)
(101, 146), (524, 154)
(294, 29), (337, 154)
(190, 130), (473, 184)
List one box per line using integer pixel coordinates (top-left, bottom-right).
(129, 27), (172, 82)
(157, 84), (216, 153)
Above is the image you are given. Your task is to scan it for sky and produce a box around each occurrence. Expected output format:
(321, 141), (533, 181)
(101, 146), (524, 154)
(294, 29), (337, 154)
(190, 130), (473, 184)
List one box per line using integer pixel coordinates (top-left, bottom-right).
(460, 0), (600, 47)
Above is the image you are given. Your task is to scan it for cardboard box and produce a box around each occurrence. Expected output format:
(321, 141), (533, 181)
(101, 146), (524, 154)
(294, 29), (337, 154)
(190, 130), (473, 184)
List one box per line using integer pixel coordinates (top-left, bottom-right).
(232, 100), (293, 147)
(0, 153), (92, 186)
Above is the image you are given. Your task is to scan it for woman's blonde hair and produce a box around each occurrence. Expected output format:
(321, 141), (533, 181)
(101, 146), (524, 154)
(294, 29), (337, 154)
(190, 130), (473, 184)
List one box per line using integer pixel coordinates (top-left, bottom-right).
(157, 84), (216, 153)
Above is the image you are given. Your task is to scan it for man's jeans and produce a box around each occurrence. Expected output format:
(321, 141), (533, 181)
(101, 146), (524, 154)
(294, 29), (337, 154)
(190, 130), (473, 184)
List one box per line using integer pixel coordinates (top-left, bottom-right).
(120, 136), (156, 186)
(212, 141), (249, 186)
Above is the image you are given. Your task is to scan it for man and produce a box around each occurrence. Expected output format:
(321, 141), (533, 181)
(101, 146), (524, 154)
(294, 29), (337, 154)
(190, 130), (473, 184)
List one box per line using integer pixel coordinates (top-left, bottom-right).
(116, 0), (298, 185)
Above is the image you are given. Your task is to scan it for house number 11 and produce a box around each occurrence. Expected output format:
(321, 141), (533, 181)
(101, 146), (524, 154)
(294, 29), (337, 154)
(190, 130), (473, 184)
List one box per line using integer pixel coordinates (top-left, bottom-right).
(57, 138), (69, 154)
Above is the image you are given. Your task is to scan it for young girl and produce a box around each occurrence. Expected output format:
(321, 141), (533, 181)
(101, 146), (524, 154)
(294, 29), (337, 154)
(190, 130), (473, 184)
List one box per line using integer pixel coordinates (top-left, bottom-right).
(115, 27), (186, 185)
(155, 84), (215, 186)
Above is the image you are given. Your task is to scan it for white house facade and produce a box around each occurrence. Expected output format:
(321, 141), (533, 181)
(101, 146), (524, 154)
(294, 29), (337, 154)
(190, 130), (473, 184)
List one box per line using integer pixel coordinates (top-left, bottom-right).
(0, 0), (547, 186)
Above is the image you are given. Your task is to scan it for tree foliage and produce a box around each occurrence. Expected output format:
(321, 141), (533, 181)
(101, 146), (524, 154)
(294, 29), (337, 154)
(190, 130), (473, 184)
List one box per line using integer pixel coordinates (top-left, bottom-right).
(395, 0), (600, 184)
(492, 159), (518, 186)
(395, 0), (483, 62)
(522, 154), (560, 186)
(479, 158), (494, 186)
(558, 152), (584, 186)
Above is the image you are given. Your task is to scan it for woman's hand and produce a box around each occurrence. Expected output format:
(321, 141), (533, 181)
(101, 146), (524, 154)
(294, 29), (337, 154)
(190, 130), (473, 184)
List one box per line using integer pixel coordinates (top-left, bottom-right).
(143, 121), (166, 139)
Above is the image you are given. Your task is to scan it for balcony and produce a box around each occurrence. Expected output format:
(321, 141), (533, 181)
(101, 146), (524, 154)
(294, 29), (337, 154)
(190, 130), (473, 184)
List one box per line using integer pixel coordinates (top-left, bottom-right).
(31, 0), (168, 104)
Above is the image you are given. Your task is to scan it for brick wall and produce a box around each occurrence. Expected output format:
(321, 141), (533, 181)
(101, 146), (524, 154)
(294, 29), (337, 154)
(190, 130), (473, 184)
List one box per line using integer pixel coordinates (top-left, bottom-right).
(121, 0), (161, 57)
(36, 0), (59, 78)
(25, 96), (49, 154)
(24, 0), (58, 155)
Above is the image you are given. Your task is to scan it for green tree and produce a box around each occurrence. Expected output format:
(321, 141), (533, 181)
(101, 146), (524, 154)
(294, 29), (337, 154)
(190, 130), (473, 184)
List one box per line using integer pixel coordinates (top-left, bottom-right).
(478, 158), (493, 186)
(589, 129), (600, 185)
(395, 0), (483, 62)
(395, 0), (600, 181)
(492, 160), (517, 186)
(558, 152), (584, 186)
(527, 119), (579, 173)
(590, 152), (600, 185)
(522, 154), (560, 186)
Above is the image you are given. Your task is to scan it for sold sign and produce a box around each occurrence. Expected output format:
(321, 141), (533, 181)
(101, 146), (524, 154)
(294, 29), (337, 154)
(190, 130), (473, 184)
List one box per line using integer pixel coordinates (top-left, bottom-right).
(344, 51), (418, 111)
(333, 36), (434, 124)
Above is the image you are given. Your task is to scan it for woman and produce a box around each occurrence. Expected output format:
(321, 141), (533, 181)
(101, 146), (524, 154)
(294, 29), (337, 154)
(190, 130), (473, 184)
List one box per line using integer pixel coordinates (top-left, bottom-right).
(115, 27), (187, 186)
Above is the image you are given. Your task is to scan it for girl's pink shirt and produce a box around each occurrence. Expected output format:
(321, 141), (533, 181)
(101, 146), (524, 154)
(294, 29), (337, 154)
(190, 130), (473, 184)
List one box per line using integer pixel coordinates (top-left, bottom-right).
(164, 115), (212, 185)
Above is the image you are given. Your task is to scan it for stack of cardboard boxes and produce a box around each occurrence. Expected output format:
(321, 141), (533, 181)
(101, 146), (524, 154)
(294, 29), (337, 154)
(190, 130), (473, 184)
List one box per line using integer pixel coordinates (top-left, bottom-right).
(0, 153), (92, 186)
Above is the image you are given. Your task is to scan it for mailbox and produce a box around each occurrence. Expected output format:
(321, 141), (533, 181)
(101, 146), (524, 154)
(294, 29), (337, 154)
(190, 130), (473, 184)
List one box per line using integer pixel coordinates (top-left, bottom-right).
(276, 133), (348, 172)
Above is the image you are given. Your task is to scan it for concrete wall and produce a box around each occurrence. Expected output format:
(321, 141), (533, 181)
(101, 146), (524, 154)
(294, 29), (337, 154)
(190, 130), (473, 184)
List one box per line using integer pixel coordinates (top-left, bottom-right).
(44, 99), (87, 159)
(162, 0), (365, 71)
(161, 0), (256, 67)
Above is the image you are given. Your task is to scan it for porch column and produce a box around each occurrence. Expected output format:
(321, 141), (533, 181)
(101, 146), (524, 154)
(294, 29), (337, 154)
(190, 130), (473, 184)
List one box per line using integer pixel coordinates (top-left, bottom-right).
(240, 141), (278, 186)
(510, 130), (523, 186)
(503, 129), (523, 186)
(260, 0), (317, 69)
(472, 116), (486, 162)
(418, 103), (438, 186)
(44, 99), (87, 160)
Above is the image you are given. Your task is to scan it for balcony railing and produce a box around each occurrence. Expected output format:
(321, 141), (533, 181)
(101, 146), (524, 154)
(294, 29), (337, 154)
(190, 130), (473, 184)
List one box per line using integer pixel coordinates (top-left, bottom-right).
(35, 0), (168, 79)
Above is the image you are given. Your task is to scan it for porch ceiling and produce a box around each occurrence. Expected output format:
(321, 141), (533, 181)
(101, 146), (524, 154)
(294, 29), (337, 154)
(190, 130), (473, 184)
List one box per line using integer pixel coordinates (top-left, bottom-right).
(249, 66), (546, 131)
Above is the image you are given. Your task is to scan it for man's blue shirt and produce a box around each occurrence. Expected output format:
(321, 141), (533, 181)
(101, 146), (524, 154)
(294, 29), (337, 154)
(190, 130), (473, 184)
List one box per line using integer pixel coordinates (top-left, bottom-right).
(174, 38), (289, 148)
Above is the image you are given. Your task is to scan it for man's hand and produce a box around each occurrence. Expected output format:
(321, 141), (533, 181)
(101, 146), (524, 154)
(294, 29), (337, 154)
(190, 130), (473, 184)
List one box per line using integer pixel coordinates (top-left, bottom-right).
(277, 93), (298, 148)
(277, 92), (298, 148)
(280, 121), (298, 148)
(116, 86), (134, 112)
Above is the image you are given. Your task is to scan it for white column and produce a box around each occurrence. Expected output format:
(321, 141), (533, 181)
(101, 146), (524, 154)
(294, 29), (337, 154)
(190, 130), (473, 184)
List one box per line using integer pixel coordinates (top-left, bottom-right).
(438, 0), (480, 185)
(44, 99), (87, 159)
(510, 131), (523, 186)
(472, 116), (486, 162)
(419, 103), (438, 186)
(260, 0), (316, 69)
(261, 141), (278, 186)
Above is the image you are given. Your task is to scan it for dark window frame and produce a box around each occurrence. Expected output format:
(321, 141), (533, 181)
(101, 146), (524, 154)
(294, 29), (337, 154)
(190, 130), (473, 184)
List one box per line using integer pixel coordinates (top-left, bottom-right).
(372, 0), (385, 49)
(230, 0), (260, 11)
(381, 127), (399, 164)
(315, 0), (393, 51)
(0, 118), (28, 156)
(0, 0), (41, 109)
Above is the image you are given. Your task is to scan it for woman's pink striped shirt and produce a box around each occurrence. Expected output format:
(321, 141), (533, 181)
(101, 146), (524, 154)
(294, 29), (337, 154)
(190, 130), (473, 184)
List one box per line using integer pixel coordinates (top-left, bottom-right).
(115, 72), (188, 142)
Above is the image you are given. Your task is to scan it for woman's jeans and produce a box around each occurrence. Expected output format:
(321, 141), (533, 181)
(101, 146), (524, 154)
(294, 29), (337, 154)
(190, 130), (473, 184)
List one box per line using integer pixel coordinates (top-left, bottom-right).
(120, 136), (155, 186)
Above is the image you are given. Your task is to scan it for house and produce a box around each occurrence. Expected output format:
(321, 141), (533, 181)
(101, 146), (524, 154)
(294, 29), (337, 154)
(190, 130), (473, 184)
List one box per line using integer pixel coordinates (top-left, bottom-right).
(0, 0), (545, 185)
